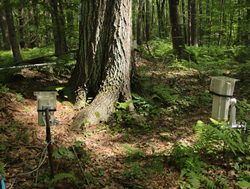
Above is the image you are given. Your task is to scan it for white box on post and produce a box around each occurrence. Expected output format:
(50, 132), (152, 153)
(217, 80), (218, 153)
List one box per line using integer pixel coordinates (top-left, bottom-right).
(34, 91), (58, 126)
(210, 76), (239, 121)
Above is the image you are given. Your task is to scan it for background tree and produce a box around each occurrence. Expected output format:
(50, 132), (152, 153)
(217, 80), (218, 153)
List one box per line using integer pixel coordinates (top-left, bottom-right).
(190, 0), (197, 46)
(168, 0), (185, 57)
(0, 8), (10, 50)
(136, 0), (145, 45)
(48, 0), (68, 56)
(2, 0), (22, 62)
(156, 0), (167, 38)
(70, 0), (133, 128)
(145, 0), (151, 41)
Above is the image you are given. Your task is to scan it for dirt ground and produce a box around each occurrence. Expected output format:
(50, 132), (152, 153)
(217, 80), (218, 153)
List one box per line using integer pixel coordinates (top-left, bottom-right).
(0, 60), (219, 189)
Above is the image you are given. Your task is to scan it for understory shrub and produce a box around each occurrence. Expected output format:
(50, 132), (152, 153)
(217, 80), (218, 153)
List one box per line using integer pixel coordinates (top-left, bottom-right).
(169, 119), (250, 189)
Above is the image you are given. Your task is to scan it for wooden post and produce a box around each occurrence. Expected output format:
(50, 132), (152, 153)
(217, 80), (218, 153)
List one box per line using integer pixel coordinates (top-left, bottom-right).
(45, 108), (54, 178)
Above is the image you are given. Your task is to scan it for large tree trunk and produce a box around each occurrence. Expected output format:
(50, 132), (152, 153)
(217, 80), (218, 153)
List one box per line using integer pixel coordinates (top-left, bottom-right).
(0, 9), (10, 50)
(3, 0), (23, 62)
(70, 0), (133, 128)
(49, 0), (68, 56)
(168, 0), (185, 57)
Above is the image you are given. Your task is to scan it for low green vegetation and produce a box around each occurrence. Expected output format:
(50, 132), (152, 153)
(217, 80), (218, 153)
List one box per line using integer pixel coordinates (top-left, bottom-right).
(0, 161), (5, 177)
(0, 47), (54, 66)
(0, 38), (249, 188)
(169, 119), (250, 189)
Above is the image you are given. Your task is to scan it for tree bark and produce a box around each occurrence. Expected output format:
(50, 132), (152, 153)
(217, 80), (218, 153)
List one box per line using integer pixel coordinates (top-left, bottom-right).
(66, 5), (74, 47)
(70, 0), (133, 128)
(206, 0), (212, 46)
(0, 9), (10, 50)
(168, 0), (185, 57)
(29, 0), (39, 47)
(145, 0), (151, 41)
(156, 0), (166, 38)
(246, 6), (250, 45)
(187, 0), (191, 45)
(190, 0), (198, 46)
(181, 0), (187, 44)
(217, 0), (225, 46)
(137, 0), (145, 45)
(3, 0), (23, 62)
(198, 0), (203, 45)
(18, 7), (25, 48)
(49, 0), (68, 56)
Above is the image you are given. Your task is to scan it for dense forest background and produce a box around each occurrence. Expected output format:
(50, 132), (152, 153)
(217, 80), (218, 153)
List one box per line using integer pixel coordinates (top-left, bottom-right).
(0, 0), (249, 59)
(0, 0), (250, 189)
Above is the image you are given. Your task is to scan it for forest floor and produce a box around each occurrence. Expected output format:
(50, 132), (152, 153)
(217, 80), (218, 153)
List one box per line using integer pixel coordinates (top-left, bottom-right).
(0, 56), (249, 189)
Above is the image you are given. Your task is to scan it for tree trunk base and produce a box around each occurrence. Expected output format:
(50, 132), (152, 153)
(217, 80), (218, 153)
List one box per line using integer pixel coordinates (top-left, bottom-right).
(71, 91), (118, 129)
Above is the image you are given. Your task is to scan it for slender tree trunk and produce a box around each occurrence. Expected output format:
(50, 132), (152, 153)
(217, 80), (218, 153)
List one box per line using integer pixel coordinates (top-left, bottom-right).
(66, 8), (74, 47)
(218, 0), (225, 46)
(236, 0), (243, 44)
(49, 0), (68, 56)
(206, 0), (212, 46)
(156, 0), (166, 38)
(243, 2), (250, 45)
(198, 0), (203, 45)
(3, 0), (22, 62)
(132, 0), (137, 41)
(168, 0), (185, 57)
(246, 6), (250, 45)
(0, 9), (10, 50)
(190, 0), (198, 46)
(70, 0), (133, 128)
(137, 0), (144, 45)
(30, 0), (39, 47)
(181, 0), (187, 44)
(187, 0), (191, 45)
(145, 0), (151, 41)
(151, 0), (155, 31)
(227, 8), (235, 46)
(18, 7), (25, 48)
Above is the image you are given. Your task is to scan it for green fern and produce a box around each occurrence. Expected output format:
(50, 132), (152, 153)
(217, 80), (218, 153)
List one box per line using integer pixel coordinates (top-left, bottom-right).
(121, 144), (145, 161)
(0, 161), (5, 177)
(48, 172), (77, 187)
(215, 176), (229, 189)
(169, 119), (249, 189)
(194, 120), (246, 155)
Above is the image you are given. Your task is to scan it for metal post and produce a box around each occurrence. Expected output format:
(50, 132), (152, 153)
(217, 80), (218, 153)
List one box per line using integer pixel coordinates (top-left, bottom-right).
(45, 108), (54, 178)
(229, 98), (237, 128)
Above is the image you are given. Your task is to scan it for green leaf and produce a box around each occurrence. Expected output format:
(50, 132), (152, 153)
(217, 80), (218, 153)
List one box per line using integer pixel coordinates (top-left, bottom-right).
(55, 87), (64, 91)
(95, 112), (101, 118)
(236, 180), (250, 188)
(0, 144), (7, 152)
(0, 161), (5, 177)
(209, 118), (220, 125)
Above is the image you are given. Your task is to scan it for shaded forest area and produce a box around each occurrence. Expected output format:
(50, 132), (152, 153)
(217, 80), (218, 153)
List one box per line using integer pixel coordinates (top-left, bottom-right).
(0, 0), (250, 189)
